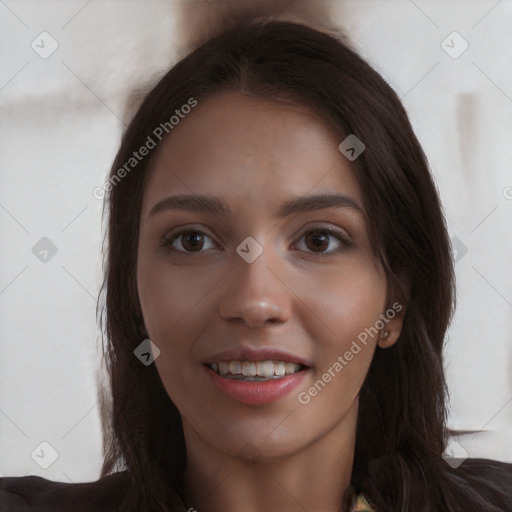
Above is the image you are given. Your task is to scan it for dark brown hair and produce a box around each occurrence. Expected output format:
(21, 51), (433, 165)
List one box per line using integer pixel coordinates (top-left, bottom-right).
(98, 13), (511, 512)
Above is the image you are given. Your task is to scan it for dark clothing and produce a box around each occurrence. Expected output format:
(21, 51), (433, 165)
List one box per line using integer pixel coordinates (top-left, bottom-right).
(1, 458), (512, 511)
(0, 471), (134, 512)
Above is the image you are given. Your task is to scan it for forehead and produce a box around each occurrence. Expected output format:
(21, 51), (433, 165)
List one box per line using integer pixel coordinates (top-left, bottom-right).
(141, 92), (362, 216)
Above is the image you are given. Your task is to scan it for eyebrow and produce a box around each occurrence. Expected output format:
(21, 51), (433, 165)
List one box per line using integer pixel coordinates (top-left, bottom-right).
(147, 192), (363, 220)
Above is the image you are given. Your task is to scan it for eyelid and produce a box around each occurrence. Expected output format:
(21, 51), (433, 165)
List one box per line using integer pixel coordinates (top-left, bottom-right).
(295, 222), (351, 241)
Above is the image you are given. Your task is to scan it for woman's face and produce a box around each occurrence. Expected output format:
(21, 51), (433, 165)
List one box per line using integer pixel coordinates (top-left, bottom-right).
(137, 92), (399, 461)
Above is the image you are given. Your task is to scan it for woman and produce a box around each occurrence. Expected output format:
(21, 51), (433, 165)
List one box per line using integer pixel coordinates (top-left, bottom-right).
(1, 3), (511, 511)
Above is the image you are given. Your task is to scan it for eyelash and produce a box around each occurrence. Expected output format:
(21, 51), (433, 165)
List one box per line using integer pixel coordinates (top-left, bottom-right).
(159, 226), (353, 256)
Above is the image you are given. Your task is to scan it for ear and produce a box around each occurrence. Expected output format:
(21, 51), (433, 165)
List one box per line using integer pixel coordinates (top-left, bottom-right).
(378, 302), (406, 349)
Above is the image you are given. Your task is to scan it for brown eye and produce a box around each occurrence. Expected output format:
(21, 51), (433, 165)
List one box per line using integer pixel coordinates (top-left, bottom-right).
(294, 227), (353, 255)
(304, 230), (329, 252)
(160, 229), (217, 253)
(181, 231), (205, 251)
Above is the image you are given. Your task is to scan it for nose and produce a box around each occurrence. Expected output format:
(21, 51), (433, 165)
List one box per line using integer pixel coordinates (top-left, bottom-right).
(218, 249), (291, 329)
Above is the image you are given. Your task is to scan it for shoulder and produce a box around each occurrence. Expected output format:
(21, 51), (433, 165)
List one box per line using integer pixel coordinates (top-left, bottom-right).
(450, 457), (512, 490)
(439, 458), (512, 511)
(0, 471), (131, 512)
(360, 454), (512, 511)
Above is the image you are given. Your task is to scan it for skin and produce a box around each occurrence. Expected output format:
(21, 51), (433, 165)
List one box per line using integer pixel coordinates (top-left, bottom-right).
(137, 92), (405, 512)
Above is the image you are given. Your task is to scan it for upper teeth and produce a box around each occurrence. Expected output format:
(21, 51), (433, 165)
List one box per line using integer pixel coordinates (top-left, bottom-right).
(212, 360), (302, 378)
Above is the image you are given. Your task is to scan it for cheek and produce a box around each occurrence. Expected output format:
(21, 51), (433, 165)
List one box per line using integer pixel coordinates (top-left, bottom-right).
(136, 258), (209, 407)
(297, 257), (387, 349)
(294, 258), (386, 392)
(136, 252), (218, 343)
(291, 270), (385, 431)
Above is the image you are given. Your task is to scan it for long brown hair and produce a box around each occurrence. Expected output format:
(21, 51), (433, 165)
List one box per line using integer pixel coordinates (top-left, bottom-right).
(98, 8), (510, 512)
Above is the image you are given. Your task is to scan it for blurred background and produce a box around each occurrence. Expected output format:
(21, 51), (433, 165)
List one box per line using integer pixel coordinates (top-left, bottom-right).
(0, 0), (511, 482)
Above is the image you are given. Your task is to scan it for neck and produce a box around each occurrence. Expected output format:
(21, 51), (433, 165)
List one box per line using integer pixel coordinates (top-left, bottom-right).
(182, 401), (358, 512)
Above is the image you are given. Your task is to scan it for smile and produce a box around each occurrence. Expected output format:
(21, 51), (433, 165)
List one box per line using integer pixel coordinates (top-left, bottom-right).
(206, 360), (306, 381)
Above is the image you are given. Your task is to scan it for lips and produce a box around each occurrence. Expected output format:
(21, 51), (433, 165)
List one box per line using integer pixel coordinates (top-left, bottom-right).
(202, 345), (311, 404)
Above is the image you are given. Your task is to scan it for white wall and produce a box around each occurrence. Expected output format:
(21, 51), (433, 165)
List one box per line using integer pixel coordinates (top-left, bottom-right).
(1, 0), (510, 483)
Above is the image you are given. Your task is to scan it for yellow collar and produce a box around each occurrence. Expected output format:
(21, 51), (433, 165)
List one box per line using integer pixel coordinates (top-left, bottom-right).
(351, 493), (375, 511)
